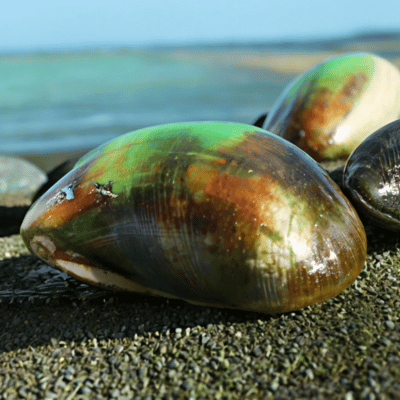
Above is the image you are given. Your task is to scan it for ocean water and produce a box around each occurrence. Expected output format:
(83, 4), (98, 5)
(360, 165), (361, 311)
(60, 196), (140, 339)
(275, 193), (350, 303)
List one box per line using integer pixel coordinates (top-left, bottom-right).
(0, 49), (291, 155)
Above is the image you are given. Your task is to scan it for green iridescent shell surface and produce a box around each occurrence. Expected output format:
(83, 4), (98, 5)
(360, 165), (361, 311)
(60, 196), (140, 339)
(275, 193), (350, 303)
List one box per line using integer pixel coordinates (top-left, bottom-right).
(262, 53), (400, 161)
(344, 119), (400, 230)
(21, 122), (367, 313)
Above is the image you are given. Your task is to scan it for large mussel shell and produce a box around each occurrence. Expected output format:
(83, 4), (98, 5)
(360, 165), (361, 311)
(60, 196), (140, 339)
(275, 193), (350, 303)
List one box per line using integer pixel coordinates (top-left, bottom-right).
(262, 53), (400, 162)
(21, 122), (367, 313)
(343, 119), (400, 230)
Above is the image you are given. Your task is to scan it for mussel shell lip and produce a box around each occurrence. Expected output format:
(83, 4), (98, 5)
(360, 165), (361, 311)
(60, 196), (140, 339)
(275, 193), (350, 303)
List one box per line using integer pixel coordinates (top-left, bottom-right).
(263, 53), (400, 161)
(21, 121), (367, 313)
(344, 185), (400, 230)
(25, 232), (186, 298)
(343, 118), (400, 230)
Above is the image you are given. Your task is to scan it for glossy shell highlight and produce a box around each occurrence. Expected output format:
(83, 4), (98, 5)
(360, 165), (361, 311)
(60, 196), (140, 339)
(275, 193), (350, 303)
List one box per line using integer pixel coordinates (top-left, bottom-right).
(262, 53), (400, 161)
(21, 122), (367, 314)
(343, 119), (400, 230)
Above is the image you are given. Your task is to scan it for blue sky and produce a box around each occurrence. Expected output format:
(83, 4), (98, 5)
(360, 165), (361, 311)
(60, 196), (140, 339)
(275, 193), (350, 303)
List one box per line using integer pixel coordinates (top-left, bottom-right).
(2, 0), (400, 51)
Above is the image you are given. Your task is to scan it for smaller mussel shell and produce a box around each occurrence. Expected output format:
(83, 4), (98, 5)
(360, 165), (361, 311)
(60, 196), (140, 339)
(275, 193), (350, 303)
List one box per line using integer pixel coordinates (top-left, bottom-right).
(262, 53), (400, 162)
(21, 122), (367, 314)
(343, 119), (400, 230)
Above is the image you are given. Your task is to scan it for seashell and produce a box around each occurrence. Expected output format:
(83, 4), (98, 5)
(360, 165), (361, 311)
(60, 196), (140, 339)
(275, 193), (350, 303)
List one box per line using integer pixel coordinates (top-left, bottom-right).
(343, 119), (400, 230)
(261, 53), (400, 162)
(32, 157), (78, 203)
(0, 158), (78, 237)
(20, 122), (367, 314)
(0, 156), (47, 198)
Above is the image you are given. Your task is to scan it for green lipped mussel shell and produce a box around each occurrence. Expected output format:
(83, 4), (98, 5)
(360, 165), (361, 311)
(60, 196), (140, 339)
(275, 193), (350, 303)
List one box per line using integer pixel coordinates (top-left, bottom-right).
(344, 119), (400, 230)
(21, 122), (367, 313)
(262, 53), (400, 161)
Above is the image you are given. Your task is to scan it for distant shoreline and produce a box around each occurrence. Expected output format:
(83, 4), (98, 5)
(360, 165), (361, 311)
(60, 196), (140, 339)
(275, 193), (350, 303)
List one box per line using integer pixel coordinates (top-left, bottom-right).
(2, 28), (400, 57)
(2, 47), (399, 75)
(166, 50), (340, 75)
(165, 48), (400, 74)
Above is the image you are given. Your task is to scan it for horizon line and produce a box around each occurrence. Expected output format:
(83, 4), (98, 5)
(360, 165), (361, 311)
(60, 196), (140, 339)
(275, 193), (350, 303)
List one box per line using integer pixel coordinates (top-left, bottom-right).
(1, 28), (400, 56)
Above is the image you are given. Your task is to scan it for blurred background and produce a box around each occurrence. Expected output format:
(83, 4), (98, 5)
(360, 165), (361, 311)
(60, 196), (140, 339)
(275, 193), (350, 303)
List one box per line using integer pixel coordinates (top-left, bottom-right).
(1, 0), (400, 177)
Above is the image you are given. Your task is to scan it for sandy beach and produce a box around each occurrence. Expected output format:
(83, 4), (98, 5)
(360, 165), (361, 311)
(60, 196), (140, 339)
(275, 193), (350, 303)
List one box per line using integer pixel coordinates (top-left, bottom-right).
(1, 207), (400, 399)
(1, 49), (400, 399)
(2, 159), (400, 399)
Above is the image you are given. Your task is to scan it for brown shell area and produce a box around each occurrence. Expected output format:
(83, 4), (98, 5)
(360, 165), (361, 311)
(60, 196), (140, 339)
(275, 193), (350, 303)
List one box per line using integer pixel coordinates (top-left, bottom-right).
(120, 137), (285, 307)
(25, 168), (116, 230)
(276, 72), (368, 161)
(125, 163), (366, 313)
(288, 222), (366, 311)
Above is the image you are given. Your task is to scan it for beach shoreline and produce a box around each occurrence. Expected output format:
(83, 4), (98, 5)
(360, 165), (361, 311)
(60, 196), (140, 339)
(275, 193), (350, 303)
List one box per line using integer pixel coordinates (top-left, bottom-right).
(2, 46), (400, 75)
(162, 48), (400, 74)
